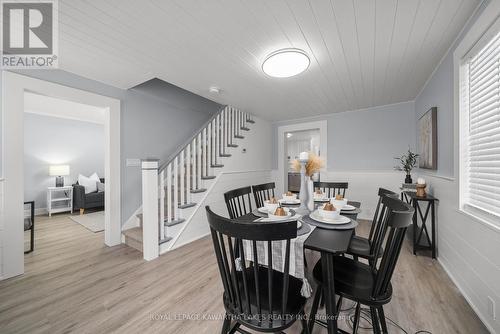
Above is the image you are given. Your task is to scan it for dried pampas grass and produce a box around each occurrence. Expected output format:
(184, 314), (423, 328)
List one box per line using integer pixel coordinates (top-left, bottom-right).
(292, 153), (325, 177)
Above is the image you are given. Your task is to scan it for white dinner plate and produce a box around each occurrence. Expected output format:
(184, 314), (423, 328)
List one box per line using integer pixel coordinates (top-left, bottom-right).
(258, 207), (291, 214)
(279, 199), (300, 205)
(341, 204), (356, 211)
(313, 197), (329, 202)
(309, 211), (351, 225)
(297, 221), (303, 229)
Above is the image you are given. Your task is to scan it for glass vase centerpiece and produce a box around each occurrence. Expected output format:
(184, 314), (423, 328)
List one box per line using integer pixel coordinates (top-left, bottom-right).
(292, 152), (325, 215)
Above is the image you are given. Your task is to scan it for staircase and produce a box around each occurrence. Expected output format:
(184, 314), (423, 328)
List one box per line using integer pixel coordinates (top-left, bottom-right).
(122, 105), (255, 260)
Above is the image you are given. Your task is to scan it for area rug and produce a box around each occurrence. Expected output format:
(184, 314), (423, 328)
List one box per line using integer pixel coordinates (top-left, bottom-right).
(69, 211), (104, 232)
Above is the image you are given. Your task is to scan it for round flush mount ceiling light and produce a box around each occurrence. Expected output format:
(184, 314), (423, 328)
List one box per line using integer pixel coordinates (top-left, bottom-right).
(262, 49), (310, 78)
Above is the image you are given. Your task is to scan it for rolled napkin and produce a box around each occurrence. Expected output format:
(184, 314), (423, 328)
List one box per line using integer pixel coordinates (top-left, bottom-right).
(417, 177), (426, 185)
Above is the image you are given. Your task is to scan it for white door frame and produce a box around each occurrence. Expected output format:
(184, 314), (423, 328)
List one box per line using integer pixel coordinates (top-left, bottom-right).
(277, 120), (328, 193)
(1, 71), (121, 280)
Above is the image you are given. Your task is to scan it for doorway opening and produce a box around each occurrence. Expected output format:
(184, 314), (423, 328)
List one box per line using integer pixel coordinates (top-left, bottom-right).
(23, 92), (107, 254)
(285, 129), (321, 193)
(277, 120), (327, 194)
(2, 72), (121, 280)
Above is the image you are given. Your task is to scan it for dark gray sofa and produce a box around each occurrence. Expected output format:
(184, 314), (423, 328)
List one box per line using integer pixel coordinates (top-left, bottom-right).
(73, 178), (104, 214)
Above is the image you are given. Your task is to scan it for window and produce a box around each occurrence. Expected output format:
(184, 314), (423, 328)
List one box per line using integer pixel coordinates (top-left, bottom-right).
(460, 26), (500, 223)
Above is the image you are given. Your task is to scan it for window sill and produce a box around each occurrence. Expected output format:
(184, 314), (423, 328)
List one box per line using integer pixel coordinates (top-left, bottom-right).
(457, 207), (500, 234)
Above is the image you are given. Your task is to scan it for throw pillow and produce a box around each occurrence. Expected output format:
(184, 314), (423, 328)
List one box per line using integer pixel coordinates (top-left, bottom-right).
(90, 172), (100, 183)
(97, 182), (105, 192)
(78, 174), (97, 194)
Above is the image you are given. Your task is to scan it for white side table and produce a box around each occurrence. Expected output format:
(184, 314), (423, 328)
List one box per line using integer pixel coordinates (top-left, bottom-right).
(47, 186), (73, 216)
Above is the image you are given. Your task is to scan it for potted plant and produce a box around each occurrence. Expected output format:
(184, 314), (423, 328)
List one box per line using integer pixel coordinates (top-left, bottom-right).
(395, 149), (419, 184)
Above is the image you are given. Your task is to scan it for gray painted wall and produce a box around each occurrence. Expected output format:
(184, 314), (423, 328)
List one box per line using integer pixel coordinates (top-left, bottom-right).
(24, 113), (104, 210)
(3, 69), (220, 223)
(272, 101), (416, 171)
(414, 50), (455, 177)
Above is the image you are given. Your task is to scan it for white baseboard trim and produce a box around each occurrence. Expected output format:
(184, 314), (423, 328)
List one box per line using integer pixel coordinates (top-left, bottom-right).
(163, 232), (210, 254)
(438, 255), (497, 334)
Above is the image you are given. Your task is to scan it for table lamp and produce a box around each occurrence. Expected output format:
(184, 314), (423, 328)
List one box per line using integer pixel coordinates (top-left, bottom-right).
(49, 165), (70, 187)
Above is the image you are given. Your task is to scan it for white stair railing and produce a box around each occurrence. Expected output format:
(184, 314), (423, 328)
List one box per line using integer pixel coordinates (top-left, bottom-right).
(140, 106), (254, 260)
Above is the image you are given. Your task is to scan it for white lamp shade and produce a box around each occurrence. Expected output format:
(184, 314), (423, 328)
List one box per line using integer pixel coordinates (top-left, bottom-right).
(49, 165), (70, 176)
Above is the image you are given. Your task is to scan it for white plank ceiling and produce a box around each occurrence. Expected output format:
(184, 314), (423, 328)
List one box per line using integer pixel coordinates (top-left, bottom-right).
(57, 0), (480, 120)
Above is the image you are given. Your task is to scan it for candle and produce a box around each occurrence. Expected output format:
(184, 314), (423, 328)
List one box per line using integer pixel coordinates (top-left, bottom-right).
(299, 152), (309, 161)
(417, 178), (426, 185)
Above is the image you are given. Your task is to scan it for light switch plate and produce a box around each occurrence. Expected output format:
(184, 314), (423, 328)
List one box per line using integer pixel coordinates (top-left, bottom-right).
(126, 158), (141, 167)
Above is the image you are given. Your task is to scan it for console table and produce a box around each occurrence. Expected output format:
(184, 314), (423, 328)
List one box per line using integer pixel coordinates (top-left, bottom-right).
(401, 191), (437, 258)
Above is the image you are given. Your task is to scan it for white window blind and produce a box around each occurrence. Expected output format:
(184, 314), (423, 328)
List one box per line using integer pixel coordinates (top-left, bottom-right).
(462, 30), (500, 219)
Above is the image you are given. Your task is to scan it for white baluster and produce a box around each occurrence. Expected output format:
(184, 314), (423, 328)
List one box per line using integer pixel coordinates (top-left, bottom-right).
(203, 128), (207, 176)
(224, 107), (228, 152)
(192, 139), (196, 189)
(216, 113), (219, 159)
(180, 149), (185, 206)
(173, 156), (179, 220)
(186, 143), (191, 204)
(210, 119), (215, 165)
(166, 163), (172, 224)
(207, 122), (214, 167)
(159, 169), (165, 239)
(197, 133), (202, 185)
(232, 107), (236, 141)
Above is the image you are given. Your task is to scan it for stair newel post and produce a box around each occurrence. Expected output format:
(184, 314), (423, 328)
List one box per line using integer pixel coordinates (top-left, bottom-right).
(159, 169), (165, 241)
(141, 159), (160, 261)
(166, 163), (172, 225)
(180, 150), (185, 206)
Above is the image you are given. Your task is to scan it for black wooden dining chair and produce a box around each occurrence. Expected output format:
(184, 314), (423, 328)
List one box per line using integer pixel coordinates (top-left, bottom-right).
(347, 188), (398, 263)
(24, 201), (35, 254)
(313, 181), (348, 198)
(251, 182), (276, 208)
(206, 206), (310, 334)
(224, 186), (254, 219)
(309, 196), (414, 334)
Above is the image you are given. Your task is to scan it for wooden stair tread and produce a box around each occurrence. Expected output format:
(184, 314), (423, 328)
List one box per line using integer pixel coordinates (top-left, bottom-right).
(164, 218), (185, 227)
(211, 164), (224, 168)
(191, 188), (207, 193)
(241, 127), (250, 131)
(235, 135), (244, 139)
(122, 227), (142, 242)
(201, 175), (216, 180)
(179, 202), (196, 209)
(219, 153), (231, 157)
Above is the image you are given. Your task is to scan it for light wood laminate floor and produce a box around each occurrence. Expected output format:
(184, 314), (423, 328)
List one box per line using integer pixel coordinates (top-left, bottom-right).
(0, 213), (488, 334)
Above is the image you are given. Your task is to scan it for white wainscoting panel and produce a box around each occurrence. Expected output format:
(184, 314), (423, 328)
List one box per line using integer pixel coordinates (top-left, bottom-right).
(419, 174), (500, 333)
(0, 178), (4, 279)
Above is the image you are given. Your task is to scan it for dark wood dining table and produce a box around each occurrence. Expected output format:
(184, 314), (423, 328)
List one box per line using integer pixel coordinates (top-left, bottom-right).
(235, 210), (356, 334)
